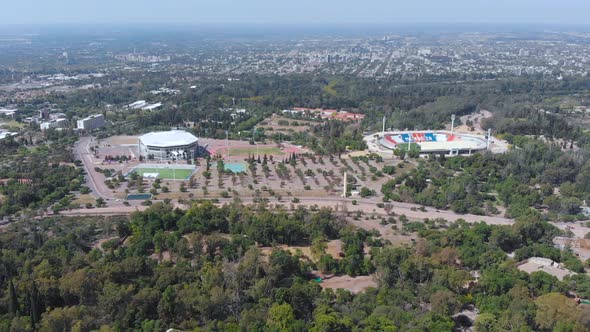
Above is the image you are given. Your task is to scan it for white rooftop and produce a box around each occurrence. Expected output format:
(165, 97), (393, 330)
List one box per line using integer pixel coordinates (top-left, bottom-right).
(0, 132), (17, 140)
(142, 103), (162, 111)
(139, 130), (198, 147)
(0, 108), (17, 114)
(517, 257), (576, 281)
(128, 100), (148, 109)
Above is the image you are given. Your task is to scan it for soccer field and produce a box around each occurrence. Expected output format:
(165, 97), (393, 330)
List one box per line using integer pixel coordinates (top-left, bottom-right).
(131, 167), (195, 180)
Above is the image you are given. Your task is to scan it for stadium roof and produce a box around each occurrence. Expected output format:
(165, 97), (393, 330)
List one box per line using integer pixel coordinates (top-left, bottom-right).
(139, 130), (198, 147)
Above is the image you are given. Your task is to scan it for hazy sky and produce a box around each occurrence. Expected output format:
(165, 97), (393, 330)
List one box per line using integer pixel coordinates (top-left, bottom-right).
(3, 0), (590, 25)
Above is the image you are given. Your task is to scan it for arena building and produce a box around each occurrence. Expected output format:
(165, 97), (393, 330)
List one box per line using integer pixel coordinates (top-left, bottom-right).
(138, 130), (199, 160)
(366, 130), (489, 156)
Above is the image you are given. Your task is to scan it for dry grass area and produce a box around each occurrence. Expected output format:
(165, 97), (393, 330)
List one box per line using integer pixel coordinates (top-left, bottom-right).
(348, 217), (415, 245)
(73, 194), (97, 206)
(104, 135), (140, 145)
(150, 251), (173, 263)
(319, 275), (378, 294)
(326, 240), (343, 260)
(257, 114), (316, 133)
(260, 245), (314, 262)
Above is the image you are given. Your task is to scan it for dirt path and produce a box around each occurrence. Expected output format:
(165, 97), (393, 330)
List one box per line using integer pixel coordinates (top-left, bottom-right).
(60, 205), (148, 216)
(457, 110), (493, 134)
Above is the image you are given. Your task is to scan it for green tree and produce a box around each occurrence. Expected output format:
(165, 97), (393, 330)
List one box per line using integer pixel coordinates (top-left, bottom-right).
(474, 313), (496, 332)
(8, 279), (19, 316)
(157, 286), (176, 321)
(267, 303), (296, 332)
(534, 293), (580, 330)
(310, 236), (327, 261)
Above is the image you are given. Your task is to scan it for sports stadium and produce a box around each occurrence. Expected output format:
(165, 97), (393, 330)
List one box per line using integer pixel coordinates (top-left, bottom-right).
(138, 130), (199, 160)
(366, 130), (489, 156)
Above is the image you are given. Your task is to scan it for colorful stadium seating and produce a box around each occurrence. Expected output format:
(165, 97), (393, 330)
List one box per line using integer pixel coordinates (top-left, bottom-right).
(377, 131), (487, 153)
(385, 132), (450, 145)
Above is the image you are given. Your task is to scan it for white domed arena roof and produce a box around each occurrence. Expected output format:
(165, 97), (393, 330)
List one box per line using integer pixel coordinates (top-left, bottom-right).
(139, 130), (198, 147)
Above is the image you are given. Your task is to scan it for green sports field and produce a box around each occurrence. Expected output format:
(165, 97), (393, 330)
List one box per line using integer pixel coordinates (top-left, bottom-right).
(131, 167), (194, 180)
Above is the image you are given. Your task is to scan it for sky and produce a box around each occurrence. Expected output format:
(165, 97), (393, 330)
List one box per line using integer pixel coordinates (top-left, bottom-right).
(2, 0), (590, 26)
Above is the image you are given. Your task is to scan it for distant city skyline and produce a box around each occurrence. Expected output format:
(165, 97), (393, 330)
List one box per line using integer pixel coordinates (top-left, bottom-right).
(2, 0), (590, 26)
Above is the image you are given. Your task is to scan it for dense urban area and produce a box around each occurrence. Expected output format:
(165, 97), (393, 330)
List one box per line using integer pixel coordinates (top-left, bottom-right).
(1, 25), (590, 331)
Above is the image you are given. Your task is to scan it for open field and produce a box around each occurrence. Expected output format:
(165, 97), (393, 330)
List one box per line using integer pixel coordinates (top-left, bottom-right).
(130, 167), (195, 180)
(215, 146), (284, 157)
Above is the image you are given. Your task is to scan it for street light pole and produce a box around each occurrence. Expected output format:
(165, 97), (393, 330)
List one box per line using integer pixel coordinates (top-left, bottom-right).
(225, 130), (229, 158)
(451, 114), (456, 134)
(172, 152), (176, 181)
(252, 128), (259, 159)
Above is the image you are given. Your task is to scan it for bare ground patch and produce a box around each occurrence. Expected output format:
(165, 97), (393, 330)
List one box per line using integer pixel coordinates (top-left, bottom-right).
(319, 275), (378, 294)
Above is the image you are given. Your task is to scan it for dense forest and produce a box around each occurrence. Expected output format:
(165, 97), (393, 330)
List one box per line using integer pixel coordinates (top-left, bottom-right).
(0, 202), (589, 331)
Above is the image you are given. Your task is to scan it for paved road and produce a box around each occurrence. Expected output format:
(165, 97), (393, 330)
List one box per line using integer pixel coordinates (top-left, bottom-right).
(60, 195), (514, 225)
(74, 136), (116, 200)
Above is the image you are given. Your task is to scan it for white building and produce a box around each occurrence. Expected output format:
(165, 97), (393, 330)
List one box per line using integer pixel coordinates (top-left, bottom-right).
(0, 108), (17, 118)
(128, 100), (148, 109)
(126, 100), (162, 111)
(40, 118), (69, 131)
(138, 130), (199, 160)
(77, 114), (106, 131)
(142, 102), (162, 111)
